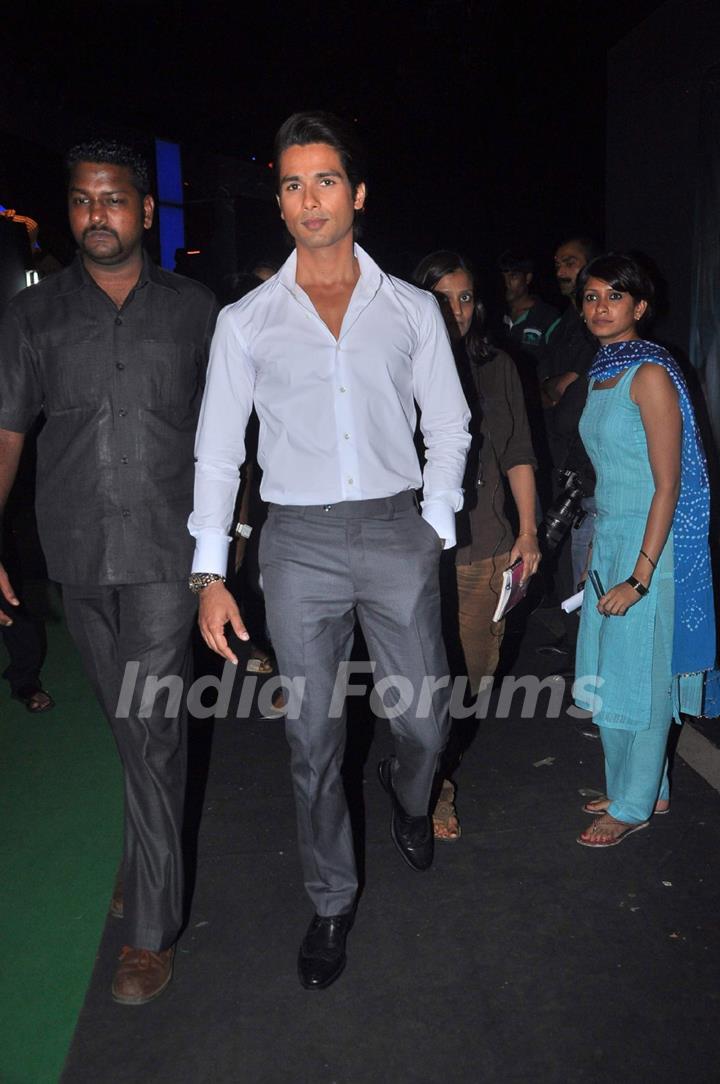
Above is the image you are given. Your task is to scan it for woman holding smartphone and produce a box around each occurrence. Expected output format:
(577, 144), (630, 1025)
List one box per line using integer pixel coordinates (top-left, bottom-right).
(574, 253), (717, 846)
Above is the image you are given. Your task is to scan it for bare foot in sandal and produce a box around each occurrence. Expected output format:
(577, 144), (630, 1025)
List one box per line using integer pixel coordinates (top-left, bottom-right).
(432, 778), (461, 842)
(577, 813), (649, 847)
(583, 795), (669, 816)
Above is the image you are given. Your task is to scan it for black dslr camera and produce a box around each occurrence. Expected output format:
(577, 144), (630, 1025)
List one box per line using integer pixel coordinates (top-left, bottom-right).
(540, 469), (586, 552)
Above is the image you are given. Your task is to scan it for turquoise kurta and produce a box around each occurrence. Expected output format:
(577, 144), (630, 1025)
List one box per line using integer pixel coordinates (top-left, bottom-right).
(574, 367), (676, 731)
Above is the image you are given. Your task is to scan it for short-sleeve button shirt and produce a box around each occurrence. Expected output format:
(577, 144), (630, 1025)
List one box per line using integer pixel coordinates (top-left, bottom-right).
(0, 253), (217, 584)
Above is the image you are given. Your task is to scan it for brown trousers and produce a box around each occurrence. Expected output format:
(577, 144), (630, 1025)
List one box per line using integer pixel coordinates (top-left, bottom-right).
(441, 550), (511, 696)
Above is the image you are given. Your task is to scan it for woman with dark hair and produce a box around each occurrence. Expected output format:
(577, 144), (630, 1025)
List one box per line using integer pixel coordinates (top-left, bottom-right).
(574, 253), (718, 846)
(413, 250), (541, 840)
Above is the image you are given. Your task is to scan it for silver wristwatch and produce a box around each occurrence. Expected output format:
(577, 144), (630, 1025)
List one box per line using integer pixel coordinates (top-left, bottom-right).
(188, 572), (226, 594)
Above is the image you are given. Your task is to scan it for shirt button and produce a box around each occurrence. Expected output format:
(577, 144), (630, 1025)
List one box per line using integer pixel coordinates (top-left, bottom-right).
(121, 509), (130, 518)
(344, 433), (350, 440)
(118, 409), (127, 417)
(121, 455), (128, 464)
(347, 477), (354, 485)
(115, 316), (122, 325)
(116, 362), (125, 371)
(339, 386), (346, 393)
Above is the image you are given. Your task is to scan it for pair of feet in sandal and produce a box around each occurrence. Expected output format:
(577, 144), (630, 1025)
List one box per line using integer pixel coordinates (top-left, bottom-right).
(432, 778), (461, 842)
(577, 794), (669, 847)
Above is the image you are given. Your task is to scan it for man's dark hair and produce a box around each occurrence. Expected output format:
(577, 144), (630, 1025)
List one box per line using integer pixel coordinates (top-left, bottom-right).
(274, 111), (367, 198)
(498, 249), (534, 274)
(64, 140), (151, 198)
(576, 252), (655, 322)
(557, 235), (599, 263)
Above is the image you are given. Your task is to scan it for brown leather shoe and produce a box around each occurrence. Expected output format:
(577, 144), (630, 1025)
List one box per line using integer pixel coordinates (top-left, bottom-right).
(109, 868), (124, 919)
(111, 945), (175, 1005)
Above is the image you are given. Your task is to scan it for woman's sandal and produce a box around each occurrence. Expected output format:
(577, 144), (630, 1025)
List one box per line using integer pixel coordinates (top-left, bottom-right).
(582, 795), (669, 816)
(577, 814), (649, 848)
(246, 651), (274, 674)
(432, 779), (461, 842)
(12, 685), (55, 713)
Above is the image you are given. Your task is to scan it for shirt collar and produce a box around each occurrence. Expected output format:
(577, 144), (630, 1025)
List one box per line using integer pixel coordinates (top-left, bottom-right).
(64, 249), (178, 295)
(277, 242), (384, 298)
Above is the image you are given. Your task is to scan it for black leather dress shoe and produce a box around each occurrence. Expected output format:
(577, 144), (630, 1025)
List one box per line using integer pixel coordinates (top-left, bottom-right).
(377, 758), (434, 871)
(298, 912), (354, 990)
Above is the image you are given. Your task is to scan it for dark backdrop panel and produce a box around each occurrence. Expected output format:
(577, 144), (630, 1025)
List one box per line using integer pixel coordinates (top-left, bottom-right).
(606, 0), (720, 359)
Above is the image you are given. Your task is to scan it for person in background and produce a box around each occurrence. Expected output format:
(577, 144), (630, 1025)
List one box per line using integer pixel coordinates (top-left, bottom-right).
(543, 236), (599, 593)
(574, 253), (718, 846)
(413, 250), (541, 840)
(498, 250), (558, 510)
(1, 421), (54, 713)
(247, 257), (279, 282)
(499, 249), (559, 381)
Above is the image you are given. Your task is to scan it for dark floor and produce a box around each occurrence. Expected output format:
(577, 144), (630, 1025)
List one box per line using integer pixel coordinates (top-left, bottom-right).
(61, 615), (720, 1084)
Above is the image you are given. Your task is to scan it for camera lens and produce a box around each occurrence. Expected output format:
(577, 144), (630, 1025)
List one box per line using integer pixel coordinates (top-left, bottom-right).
(539, 470), (586, 552)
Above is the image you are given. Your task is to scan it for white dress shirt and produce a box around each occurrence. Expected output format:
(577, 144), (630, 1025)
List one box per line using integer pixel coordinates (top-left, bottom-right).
(189, 244), (471, 574)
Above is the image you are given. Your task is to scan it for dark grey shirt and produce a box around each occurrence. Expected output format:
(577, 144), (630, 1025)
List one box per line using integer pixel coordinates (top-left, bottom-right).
(545, 304), (598, 492)
(0, 254), (217, 584)
(455, 348), (537, 565)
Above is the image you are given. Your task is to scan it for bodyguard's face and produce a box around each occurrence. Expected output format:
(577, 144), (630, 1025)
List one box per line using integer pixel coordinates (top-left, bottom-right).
(277, 143), (365, 252)
(68, 161), (154, 268)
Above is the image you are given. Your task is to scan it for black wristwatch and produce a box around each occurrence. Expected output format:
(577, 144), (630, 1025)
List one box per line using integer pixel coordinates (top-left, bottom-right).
(625, 576), (649, 597)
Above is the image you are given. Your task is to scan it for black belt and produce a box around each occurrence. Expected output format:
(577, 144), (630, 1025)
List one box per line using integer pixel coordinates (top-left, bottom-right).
(268, 490), (417, 518)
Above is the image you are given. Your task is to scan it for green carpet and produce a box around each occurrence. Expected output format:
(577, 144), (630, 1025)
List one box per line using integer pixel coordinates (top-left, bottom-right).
(0, 589), (123, 1084)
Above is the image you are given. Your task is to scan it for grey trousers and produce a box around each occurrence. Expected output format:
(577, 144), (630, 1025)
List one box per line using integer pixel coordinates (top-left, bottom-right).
(62, 581), (196, 951)
(259, 491), (451, 916)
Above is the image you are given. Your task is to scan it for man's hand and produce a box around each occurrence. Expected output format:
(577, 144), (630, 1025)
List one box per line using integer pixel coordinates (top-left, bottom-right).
(197, 580), (249, 664)
(0, 561), (19, 626)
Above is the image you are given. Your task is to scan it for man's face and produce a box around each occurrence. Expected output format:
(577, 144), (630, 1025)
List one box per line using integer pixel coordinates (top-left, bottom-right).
(554, 241), (587, 297)
(502, 269), (531, 304)
(68, 161), (153, 267)
(277, 143), (365, 252)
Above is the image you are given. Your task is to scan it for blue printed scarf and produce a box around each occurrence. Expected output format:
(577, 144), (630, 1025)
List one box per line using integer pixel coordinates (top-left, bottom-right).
(589, 339), (718, 713)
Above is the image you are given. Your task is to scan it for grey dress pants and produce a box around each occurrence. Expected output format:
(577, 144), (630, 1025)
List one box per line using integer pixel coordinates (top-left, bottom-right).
(62, 581), (196, 951)
(259, 491), (451, 916)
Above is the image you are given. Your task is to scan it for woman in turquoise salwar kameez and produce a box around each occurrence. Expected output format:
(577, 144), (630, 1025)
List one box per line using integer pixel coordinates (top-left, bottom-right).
(573, 253), (717, 847)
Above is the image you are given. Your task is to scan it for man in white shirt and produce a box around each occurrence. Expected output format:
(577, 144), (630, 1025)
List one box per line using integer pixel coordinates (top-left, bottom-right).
(189, 112), (470, 989)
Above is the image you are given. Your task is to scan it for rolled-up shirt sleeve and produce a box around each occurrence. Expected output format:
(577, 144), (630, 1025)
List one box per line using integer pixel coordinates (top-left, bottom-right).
(188, 307), (256, 574)
(411, 296), (471, 548)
